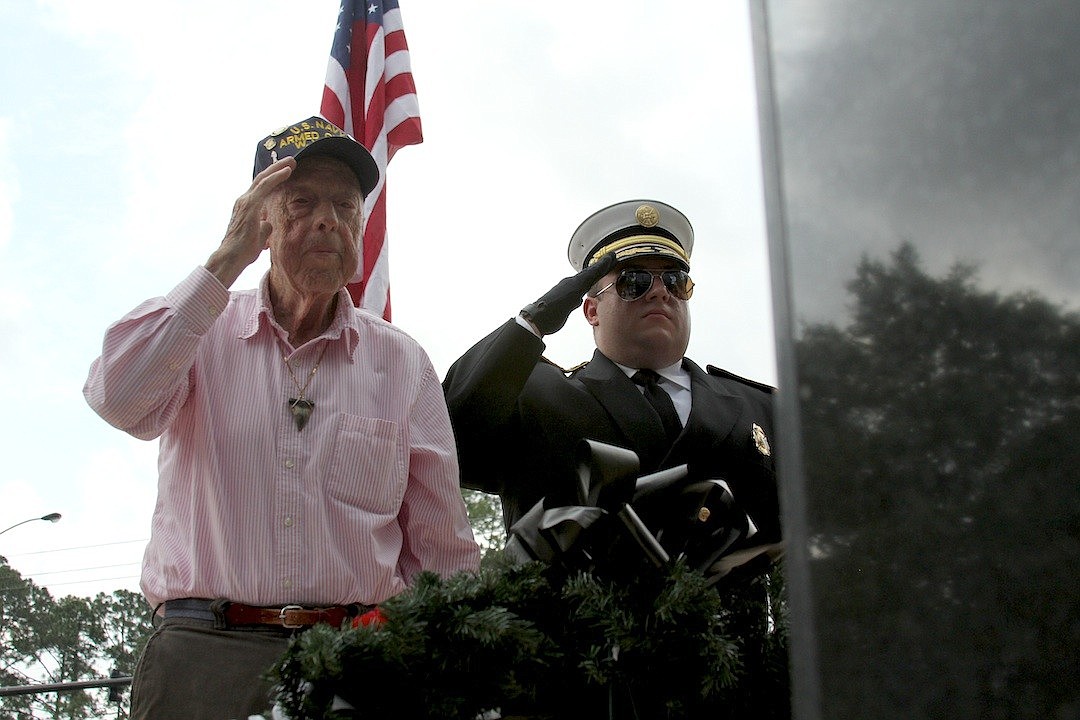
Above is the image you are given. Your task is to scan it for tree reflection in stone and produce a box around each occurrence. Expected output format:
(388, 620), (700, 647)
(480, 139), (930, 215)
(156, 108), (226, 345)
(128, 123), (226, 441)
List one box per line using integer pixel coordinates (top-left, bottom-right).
(795, 243), (1080, 719)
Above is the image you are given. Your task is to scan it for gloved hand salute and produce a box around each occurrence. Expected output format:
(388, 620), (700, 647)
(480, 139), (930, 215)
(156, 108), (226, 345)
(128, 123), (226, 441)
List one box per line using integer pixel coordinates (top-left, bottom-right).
(520, 251), (617, 335)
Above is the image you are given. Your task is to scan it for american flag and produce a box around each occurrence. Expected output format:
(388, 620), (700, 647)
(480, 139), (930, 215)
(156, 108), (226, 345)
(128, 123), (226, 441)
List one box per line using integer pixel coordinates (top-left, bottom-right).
(322, 0), (423, 320)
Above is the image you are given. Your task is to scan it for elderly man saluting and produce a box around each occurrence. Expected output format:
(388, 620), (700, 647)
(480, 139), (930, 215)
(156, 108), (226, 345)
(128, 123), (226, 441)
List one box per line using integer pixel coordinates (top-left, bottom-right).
(84, 117), (480, 720)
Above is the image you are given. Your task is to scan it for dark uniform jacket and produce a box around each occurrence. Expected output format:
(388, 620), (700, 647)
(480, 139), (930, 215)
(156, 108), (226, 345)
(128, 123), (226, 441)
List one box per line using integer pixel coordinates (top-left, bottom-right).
(443, 319), (781, 547)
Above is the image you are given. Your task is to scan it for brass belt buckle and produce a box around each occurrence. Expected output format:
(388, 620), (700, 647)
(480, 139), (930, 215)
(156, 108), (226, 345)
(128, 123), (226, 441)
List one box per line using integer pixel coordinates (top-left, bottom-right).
(279, 604), (306, 629)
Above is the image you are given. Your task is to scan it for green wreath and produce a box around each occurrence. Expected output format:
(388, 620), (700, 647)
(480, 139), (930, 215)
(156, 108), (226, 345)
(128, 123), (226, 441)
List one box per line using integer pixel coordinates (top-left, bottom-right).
(270, 556), (787, 719)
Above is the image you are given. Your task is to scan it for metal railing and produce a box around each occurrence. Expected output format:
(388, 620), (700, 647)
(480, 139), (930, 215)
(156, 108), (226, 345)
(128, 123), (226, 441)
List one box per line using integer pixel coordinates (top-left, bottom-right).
(0, 676), (132, 698)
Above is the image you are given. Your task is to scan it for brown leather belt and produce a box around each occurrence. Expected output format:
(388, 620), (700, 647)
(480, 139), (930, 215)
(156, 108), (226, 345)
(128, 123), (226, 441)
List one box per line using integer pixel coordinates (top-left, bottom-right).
(163, 598), (361, 629)
(226, 603), (352, 628)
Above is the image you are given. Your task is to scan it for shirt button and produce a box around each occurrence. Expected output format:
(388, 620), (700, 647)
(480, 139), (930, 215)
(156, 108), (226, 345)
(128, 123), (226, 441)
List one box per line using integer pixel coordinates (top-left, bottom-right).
(284, 459), (295, 469)
(207, 305), (220, 317)
(282, 578), (293, 589)
(284, 516), (294, 527)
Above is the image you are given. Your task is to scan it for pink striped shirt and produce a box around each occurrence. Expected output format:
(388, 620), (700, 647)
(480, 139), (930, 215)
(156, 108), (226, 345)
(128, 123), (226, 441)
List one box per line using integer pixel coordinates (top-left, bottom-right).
(84, 266), (480, 609)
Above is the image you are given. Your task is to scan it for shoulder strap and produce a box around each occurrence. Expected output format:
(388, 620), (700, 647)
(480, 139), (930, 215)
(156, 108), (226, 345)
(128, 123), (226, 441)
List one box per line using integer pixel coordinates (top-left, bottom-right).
(538, 355), (591, 377)
(706, 364), (776, 394)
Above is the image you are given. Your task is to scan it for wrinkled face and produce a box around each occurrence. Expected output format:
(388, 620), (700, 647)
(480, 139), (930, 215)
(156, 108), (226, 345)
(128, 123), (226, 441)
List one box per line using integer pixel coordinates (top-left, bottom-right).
(583, 256), (692, 369)
(265, 156), (364, 296)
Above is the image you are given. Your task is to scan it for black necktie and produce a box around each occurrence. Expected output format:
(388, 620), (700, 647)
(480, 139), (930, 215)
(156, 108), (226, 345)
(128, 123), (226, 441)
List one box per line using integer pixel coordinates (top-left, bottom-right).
(632, 370), (682, 443)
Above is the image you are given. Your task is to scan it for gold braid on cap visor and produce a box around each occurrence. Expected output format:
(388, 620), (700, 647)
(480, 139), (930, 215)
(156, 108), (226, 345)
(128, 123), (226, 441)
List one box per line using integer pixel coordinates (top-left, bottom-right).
(587, 234), (689, 267)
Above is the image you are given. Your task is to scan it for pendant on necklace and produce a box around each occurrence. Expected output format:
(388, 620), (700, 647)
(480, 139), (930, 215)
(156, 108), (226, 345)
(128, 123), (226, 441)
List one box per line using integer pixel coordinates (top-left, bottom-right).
(288, 398), (314, 431)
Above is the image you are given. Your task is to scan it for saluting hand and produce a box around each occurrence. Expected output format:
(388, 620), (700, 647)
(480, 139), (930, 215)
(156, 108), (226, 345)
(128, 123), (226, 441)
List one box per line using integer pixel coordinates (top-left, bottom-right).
(205, 157), (296, 289)
(520, 252), (617, 335)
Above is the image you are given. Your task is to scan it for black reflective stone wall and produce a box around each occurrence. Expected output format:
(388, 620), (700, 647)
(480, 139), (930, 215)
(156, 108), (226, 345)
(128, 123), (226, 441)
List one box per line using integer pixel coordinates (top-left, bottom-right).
(752, 2), (1080, 718)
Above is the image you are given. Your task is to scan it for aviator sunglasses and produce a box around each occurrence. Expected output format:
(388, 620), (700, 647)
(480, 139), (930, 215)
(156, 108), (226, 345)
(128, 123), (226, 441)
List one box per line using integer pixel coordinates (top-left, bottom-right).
(595, 268), (695, 302)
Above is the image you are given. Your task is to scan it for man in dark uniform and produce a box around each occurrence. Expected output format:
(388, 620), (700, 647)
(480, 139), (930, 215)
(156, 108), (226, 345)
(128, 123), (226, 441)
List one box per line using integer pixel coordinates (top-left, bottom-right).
(443, 199), (785, 718)
(443, 199), (780, 553)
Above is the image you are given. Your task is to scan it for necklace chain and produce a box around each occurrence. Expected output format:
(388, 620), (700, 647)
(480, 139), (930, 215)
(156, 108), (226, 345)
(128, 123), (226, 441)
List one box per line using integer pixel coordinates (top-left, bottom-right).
(281, 341), (329, 405)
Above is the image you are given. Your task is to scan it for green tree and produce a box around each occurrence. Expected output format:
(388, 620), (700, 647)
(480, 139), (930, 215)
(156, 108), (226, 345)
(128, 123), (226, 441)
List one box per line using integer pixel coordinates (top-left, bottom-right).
(1, 559), (153, 719)
(94, 590), (154, 717)
(462, 489), (504, 554)
(796, 243), (1080, 719)
(1, 557), (48, 719)
(95, 590), (152, 676)
(34, 596), (104, 719)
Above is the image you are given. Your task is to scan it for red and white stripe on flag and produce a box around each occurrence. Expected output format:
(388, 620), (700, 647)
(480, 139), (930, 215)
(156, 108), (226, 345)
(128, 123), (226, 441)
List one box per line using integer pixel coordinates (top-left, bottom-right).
(322, 0), (423, 319)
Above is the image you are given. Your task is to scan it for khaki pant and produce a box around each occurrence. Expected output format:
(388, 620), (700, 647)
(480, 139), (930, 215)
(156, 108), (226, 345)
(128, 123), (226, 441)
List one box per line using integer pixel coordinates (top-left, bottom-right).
(130, 617), (295, 720)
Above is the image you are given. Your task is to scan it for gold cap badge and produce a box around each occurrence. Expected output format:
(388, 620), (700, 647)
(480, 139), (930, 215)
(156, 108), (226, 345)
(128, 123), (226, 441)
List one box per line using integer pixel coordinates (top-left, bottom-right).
(635, 204), (659, 227)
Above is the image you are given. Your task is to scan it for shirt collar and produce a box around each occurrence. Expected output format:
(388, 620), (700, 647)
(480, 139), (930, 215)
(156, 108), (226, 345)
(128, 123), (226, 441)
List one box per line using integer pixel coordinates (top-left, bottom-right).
(241, 272), (361, 360)
(613, 358), (691, 392)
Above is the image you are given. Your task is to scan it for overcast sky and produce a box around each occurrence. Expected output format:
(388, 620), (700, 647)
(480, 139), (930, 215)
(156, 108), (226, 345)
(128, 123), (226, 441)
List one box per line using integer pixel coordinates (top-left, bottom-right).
(0, 2), (775, 599)
(766, 0), (1080, 325)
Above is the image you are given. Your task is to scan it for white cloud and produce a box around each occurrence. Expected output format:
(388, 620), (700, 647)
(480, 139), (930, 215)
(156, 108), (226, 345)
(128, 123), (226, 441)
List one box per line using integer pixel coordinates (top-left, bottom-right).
(0, 117), (33, 380)
(0, 117), (17, 256)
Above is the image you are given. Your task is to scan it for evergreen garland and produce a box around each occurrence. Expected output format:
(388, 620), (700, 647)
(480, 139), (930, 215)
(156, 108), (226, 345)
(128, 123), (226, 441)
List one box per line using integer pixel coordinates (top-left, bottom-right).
(269, 554), (782, 720)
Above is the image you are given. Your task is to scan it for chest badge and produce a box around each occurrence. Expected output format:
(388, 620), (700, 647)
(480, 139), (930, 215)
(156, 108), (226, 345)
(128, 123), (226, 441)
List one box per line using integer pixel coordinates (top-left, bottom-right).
(751, 423), (771, 457)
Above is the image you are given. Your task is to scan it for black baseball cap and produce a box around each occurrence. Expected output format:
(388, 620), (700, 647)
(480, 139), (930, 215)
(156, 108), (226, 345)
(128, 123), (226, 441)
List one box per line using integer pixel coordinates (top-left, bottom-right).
(253, 116), (380, 197)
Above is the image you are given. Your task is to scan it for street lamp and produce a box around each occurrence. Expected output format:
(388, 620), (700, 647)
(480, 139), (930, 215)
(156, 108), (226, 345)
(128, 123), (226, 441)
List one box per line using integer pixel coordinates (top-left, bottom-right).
(0, 512), (62, 536)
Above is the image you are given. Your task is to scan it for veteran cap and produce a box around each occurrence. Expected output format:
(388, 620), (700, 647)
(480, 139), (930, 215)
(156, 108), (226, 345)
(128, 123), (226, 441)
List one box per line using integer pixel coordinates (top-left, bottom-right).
(568, 200), (694, 272)
(253, 116), (380, 197)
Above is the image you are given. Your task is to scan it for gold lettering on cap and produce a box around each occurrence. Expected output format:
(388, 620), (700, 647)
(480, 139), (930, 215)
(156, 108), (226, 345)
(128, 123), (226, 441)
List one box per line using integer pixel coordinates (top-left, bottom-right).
(313, 118), (341, 135)
(265, 120), (346, 151)
(279, 130), (325, 150)
(635, 204), (659, 227)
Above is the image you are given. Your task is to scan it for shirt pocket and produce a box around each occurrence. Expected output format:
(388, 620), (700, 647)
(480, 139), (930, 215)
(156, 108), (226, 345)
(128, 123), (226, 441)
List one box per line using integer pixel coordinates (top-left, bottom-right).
(327, 414), (405, 514)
